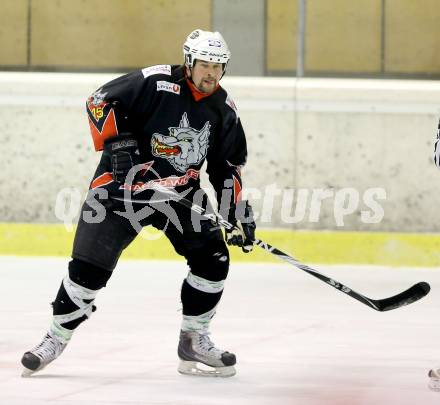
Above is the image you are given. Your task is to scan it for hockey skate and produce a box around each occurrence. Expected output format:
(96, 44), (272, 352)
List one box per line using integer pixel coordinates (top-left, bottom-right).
(177, 330), (236, 377)
(429, 367), (440, 391)
(21, 331), (68, 377)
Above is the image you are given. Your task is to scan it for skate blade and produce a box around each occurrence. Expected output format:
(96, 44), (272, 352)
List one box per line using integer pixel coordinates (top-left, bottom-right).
(429, 379), (440, 392)
(21, 367), (37, 378)
(178, 360), (236, 378)
(428, 370), (440, 391)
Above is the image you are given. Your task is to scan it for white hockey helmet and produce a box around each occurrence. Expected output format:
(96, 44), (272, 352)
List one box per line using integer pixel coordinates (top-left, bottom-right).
(183, 29), (231, 70)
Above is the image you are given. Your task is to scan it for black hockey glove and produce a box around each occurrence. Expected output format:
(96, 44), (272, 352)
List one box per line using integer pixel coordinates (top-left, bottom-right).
(103, 133), (139, 184)
(225, 200), (256, 253)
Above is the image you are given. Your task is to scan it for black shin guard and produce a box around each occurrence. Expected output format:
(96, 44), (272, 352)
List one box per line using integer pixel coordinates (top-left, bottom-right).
(68, 258), (112, 289)
(181, 240), (230, 316)
(181, 280), (224, 316)
(51, 259), (112, 330)
(51, 282), (88, 330)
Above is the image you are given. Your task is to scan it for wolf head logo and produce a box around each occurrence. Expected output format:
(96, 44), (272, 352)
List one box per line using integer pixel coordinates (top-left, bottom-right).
(151, 112), (210, 173)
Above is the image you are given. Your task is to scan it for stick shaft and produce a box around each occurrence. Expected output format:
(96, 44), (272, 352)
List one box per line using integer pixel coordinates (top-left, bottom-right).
(111, 188), (429, 311)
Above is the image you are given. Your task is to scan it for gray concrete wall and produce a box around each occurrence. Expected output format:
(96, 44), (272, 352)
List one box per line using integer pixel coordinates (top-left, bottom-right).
(212, 0), (265, 76)
(1, 72), (440, 232)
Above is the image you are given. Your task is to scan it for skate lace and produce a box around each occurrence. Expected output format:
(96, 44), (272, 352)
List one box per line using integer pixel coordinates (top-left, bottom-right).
(196, 333), (224, 358)
(31, 334), (64, 361)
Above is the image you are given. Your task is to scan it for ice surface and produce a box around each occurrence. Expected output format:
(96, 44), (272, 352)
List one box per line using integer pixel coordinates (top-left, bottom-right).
(1, 256), (440, 404)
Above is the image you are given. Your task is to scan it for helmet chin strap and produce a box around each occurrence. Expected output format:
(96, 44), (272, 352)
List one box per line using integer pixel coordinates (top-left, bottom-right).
(220, 62), (228, 79)
(184, 65), (195, 84)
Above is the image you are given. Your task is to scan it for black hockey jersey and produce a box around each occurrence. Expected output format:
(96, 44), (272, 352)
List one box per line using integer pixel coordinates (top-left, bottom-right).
(86, 64), (247, 205)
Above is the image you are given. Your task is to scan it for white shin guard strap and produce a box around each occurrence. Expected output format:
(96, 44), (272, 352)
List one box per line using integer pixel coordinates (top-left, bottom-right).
(50, 319), (74, 343)
(181, 307), (217, 334)
(186, 272), (225, 294)
(53, 275), (98, 325)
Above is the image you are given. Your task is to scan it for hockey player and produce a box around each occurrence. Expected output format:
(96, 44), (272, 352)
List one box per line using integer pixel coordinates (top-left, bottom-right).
(21, 29), (256, 378)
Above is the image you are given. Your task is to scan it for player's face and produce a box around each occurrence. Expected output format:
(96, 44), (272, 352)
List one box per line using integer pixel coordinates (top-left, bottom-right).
(188, 61), (223, 93)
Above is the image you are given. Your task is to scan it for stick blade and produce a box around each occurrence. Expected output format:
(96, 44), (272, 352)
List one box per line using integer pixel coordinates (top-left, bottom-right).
(375, 281), (430, 312)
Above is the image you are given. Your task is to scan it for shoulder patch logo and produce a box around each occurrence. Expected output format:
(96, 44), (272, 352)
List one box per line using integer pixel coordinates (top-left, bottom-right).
(141, 65), (171, 79)
(88, 88), (107, 108)
(157, 81), (180, 95)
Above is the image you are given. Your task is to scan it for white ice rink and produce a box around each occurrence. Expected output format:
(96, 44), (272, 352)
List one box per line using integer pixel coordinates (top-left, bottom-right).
(1, 256), (440, 405)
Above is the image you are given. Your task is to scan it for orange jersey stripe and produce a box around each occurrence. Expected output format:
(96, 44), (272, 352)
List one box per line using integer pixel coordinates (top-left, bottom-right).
(233, 174), (242, 204)
(90, 172), (113, 189)
(88, 108), (119, 151)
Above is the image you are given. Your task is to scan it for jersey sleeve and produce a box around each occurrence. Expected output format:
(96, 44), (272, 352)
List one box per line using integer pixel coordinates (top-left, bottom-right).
(86, 65), (171, 151)
(207, 96), (248, 209)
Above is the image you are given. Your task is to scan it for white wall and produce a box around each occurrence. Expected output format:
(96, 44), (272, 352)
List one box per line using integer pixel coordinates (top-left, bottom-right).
(1, 72), (440, 231)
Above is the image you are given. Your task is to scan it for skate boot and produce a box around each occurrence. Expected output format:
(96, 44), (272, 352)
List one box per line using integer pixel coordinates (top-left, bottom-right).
(429, 367), (440, 391)
(21, 329), (69, 377)
(177, 330), (236, 377)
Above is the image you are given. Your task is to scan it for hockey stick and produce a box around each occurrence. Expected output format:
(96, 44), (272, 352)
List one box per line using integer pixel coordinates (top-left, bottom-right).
(111, 186), (430, 312)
